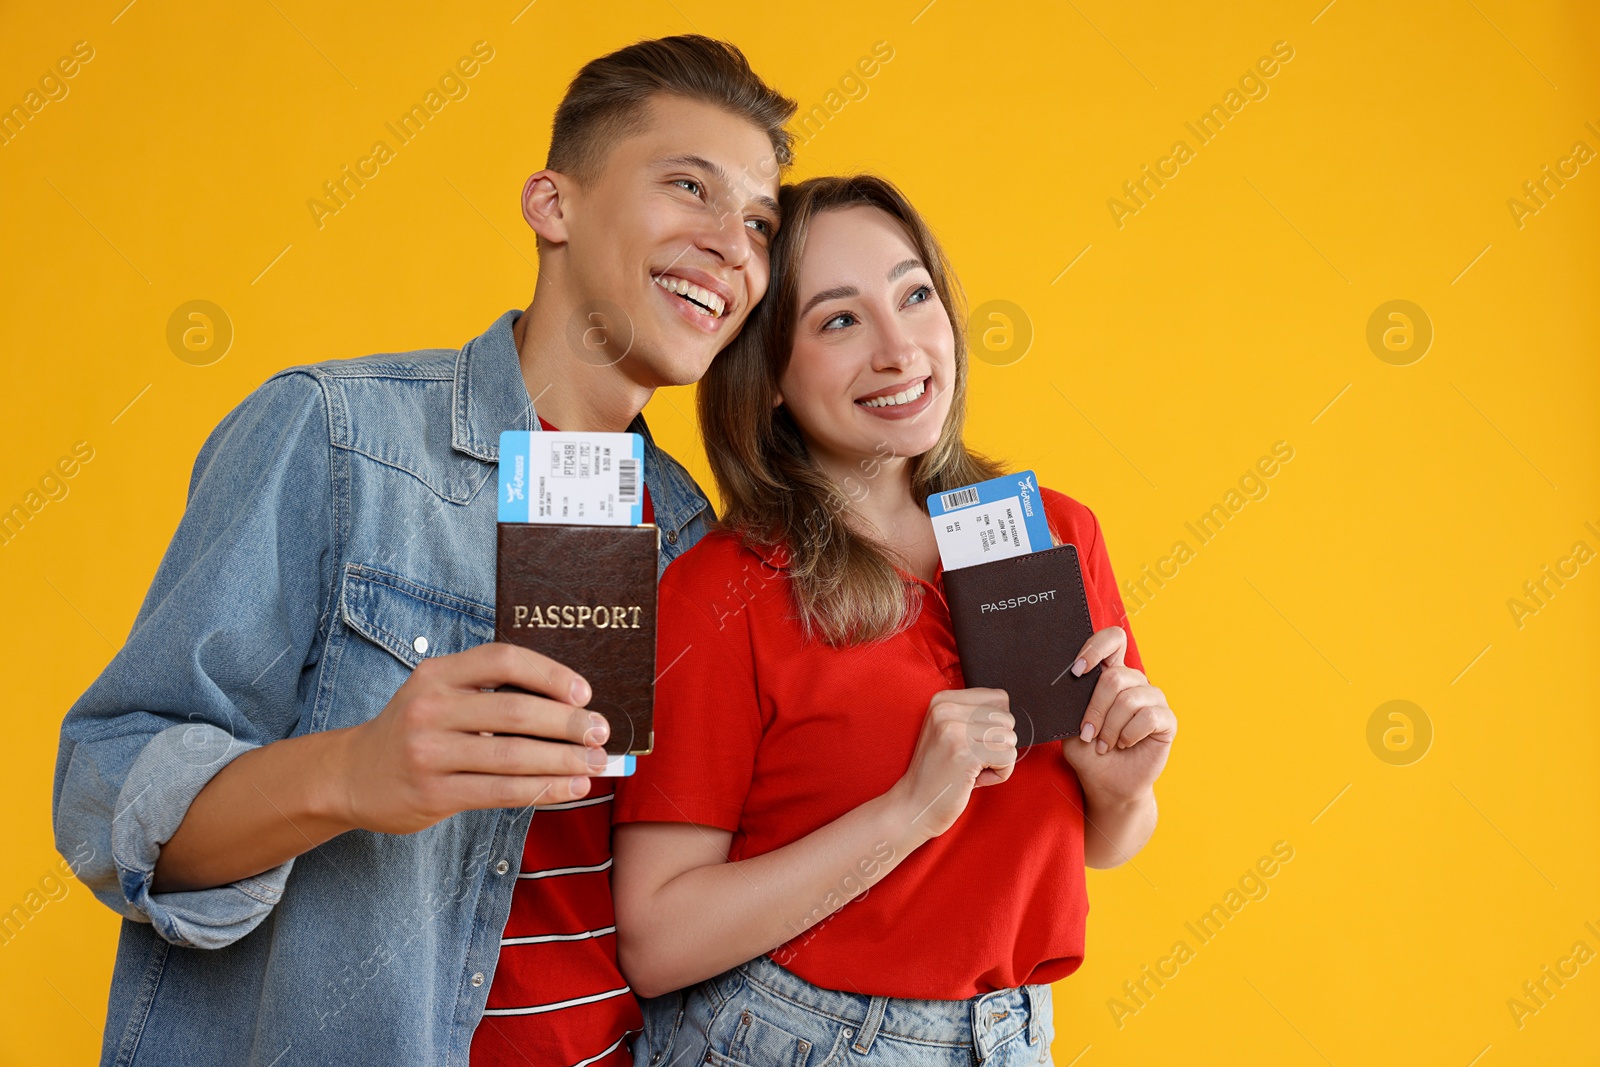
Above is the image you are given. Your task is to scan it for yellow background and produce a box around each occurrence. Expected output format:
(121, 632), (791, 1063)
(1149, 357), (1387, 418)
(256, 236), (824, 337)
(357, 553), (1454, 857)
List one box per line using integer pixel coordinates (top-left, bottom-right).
(3, 1), (1597, 1063)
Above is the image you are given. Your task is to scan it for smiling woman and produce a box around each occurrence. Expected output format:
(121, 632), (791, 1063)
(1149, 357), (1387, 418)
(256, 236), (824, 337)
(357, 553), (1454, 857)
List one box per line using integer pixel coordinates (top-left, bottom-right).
(611, 174), (1173, 1067)
(699, 174), (1002, 644)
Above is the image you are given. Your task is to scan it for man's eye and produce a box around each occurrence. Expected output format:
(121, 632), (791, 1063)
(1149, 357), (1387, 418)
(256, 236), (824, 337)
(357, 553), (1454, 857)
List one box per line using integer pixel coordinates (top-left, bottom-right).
(745, 217), (772, 236)
(673, 178), (702, 196)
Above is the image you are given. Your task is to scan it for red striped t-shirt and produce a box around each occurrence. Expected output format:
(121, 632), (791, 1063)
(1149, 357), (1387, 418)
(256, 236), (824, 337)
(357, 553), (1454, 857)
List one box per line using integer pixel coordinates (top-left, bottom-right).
(469, 418), (651, 1067)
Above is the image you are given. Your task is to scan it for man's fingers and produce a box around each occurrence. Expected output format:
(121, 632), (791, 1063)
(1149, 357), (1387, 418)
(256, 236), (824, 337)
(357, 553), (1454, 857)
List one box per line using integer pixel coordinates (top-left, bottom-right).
(448, 772), (595, 812)
(449, 690), (608, 746)
(445, 732), (606, 778)
(1069, 626), (1127, 679)
(431, 642), (592, 706)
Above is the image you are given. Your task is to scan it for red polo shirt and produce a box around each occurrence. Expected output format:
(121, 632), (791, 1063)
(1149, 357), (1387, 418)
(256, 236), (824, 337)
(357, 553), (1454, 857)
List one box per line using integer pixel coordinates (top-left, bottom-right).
(470, 418), (652, 1066)
(614, 487), (1143, 999)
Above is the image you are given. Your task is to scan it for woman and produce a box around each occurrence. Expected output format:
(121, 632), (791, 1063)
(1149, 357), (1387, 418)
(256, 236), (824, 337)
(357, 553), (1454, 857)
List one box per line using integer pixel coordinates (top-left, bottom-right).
(612, 175), (1177, 1066)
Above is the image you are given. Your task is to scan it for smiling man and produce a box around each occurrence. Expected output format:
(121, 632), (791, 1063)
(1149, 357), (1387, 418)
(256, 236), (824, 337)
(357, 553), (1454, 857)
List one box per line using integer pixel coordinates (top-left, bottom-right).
(52, 36), (793, 1067)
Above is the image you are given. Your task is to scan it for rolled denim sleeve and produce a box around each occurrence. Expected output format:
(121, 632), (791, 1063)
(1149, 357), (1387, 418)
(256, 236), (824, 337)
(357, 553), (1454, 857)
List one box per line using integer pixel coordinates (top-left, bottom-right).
(52, 369), (336, 949)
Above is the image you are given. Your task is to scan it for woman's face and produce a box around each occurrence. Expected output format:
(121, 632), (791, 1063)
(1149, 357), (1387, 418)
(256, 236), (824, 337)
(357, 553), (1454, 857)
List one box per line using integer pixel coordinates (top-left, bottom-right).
(775, 204), (957, 475)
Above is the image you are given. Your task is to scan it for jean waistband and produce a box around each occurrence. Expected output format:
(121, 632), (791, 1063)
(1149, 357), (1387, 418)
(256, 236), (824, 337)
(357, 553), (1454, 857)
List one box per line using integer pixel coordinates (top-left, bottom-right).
(715, 953), (1052, 1060)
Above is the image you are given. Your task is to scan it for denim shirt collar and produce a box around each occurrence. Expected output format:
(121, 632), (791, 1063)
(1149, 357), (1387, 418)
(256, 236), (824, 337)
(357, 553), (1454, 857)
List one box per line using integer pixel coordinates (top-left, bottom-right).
(451, 309), (709, 534)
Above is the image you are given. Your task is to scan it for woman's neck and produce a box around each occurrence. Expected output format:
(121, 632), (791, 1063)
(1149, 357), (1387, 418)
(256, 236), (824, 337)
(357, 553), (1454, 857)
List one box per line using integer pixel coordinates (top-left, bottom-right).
(810, 446), (940, 581)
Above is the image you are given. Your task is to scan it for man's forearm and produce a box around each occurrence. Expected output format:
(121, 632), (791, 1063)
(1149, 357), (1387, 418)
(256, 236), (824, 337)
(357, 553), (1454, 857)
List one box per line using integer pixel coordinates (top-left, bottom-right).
(1083, 787), (1158, 869)
(152, 728), (356, 894)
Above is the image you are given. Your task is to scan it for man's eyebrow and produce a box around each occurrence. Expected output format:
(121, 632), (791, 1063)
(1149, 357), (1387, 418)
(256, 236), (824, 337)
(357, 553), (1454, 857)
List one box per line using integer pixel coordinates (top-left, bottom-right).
(656, 153), (779, 218)
(657, 153), (729, 186)
(799, 285), (858, 319)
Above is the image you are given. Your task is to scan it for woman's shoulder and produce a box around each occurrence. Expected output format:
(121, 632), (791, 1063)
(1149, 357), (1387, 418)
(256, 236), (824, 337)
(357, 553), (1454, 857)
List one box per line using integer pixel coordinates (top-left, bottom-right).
(662, 526), (789, 593)
(1039, 485), (1103, 547)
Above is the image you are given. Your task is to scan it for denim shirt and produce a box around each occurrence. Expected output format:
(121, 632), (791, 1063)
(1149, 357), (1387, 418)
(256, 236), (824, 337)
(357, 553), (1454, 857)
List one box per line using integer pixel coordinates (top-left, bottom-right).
(51, 309), (713, 1066)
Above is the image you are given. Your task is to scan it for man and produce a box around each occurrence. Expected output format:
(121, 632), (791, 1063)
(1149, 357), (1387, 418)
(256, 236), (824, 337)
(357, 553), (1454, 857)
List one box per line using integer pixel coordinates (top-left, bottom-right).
(52, 35), (794, 1066)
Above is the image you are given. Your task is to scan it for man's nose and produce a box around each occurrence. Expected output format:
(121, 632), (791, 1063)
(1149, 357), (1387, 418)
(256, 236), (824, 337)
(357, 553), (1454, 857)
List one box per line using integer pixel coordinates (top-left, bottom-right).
(693, 202), (751, 271)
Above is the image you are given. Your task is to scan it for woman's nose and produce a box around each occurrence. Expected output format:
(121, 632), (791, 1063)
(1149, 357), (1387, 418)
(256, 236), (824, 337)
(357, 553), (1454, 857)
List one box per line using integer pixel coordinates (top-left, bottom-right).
(874, 319), (919, 370)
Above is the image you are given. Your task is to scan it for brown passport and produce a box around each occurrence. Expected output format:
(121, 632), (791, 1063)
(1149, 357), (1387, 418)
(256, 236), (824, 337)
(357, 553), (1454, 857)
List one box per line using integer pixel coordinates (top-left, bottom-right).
(495, 523), (659, 755)
(941, 543), (1101, 747)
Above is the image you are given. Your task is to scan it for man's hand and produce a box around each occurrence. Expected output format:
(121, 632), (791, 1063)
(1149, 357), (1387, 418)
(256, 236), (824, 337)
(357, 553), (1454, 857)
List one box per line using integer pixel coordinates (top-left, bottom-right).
(333, 641), (610, 835)
(1060, 626), (1176, 805)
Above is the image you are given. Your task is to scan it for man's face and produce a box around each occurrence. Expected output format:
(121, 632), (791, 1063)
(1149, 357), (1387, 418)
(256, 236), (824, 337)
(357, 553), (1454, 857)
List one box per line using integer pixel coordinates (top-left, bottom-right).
(559, 96), (781, 387)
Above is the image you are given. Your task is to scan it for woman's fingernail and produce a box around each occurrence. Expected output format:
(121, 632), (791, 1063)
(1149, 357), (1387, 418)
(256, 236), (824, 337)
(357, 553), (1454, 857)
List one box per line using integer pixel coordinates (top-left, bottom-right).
(1080, 722), (1096, 743)
(1096, 739), (1109, 755)
(1070, 658), (1088, 677)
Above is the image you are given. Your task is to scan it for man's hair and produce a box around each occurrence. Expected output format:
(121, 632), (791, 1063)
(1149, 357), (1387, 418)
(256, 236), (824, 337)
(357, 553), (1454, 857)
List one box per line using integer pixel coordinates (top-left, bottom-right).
(548, 35), (796, 184)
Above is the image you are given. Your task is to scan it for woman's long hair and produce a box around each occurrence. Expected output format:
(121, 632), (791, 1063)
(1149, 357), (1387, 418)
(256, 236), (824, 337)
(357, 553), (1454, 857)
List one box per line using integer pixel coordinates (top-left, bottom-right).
(699, 174), (1004, 646)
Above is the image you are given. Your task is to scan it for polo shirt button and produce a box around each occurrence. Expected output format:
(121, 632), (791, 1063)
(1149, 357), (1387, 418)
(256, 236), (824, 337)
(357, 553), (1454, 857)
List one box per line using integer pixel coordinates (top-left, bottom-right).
(412, 635), (429, 654)
(470, 972), (485, 988)
(494, 860), (510, 875)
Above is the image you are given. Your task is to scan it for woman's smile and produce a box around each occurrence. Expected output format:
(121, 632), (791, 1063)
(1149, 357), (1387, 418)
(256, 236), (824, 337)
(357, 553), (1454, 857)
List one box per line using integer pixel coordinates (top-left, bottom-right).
(855, 374), (935, 420)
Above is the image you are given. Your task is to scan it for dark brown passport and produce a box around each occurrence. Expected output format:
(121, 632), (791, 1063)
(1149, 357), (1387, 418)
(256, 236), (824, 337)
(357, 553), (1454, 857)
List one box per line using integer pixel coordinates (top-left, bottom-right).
(941, 543), (1101, 747)
(495, 523), (659, 755)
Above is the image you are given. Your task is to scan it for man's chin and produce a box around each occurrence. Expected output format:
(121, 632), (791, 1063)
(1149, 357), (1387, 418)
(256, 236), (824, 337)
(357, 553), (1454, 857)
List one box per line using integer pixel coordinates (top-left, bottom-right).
(622, 340), (717, 390)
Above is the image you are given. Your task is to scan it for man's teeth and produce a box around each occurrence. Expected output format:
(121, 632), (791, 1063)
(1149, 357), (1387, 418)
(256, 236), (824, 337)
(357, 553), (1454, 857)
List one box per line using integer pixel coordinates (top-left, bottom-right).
(653, 275), (726, 317)
(859, 379), (927, 408)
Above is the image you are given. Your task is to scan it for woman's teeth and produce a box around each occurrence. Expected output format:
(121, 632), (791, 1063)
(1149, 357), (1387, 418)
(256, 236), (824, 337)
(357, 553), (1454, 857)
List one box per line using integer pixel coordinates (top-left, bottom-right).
(859, 379), (927, 408)
(653, 275), (726, 318)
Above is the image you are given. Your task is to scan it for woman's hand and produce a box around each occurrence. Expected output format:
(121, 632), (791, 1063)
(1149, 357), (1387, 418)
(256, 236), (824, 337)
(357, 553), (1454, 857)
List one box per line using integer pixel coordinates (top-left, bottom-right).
(1060, 627), (1176, 805)
(889, 687), (1017, 841)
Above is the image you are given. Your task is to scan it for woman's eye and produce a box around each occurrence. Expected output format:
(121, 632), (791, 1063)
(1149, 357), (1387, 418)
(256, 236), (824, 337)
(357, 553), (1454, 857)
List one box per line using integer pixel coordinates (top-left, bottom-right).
(905, 284), (933, 306)
(823, 312), (856, 330)
(673, 178), (702, 197)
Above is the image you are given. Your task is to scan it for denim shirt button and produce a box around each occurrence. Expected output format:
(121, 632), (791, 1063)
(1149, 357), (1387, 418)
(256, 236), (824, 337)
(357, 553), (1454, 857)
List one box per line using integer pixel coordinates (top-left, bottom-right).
(470, 972), (485, 988)
(494, 860), (510, 875)
(665, 529), (678, 545)
(412, 635), (429, 654)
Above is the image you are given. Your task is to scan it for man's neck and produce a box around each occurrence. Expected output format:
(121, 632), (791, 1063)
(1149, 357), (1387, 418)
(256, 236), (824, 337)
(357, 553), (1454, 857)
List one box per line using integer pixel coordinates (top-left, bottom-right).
(512, 289), (654, 432)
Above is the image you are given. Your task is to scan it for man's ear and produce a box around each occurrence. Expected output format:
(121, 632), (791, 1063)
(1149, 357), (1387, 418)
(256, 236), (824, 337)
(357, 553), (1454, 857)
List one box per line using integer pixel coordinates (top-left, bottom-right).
(522, 169), (571, 246)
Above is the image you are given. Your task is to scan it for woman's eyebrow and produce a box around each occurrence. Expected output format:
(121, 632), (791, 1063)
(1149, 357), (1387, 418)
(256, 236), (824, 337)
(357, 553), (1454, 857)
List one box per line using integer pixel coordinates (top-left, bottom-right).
(799, 285), (858, 318)
(799, 260), (927, 318)
(887, 258), (923, 281)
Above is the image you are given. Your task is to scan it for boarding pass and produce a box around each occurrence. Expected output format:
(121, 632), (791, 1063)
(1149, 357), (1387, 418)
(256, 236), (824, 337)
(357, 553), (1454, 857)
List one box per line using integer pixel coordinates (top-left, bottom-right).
(498, 430), (644, 525)
(928, 470), (1053, 571)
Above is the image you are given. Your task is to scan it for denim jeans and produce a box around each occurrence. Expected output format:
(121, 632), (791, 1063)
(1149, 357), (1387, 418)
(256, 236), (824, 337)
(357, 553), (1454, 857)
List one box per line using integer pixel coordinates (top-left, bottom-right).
(633, 954), (1056, 1066)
